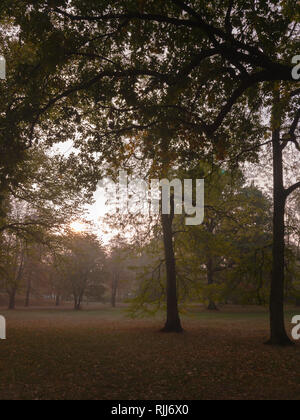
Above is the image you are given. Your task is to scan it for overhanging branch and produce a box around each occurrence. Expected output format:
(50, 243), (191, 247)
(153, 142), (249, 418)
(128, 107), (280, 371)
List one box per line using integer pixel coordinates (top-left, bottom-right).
(285, 181), (300, 198)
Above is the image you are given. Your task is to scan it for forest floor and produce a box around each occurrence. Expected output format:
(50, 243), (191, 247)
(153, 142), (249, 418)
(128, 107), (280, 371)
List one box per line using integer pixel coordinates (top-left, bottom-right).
(0, 305), (299, 400)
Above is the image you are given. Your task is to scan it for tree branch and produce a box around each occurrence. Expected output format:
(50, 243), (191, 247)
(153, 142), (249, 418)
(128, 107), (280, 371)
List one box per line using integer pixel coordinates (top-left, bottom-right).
(52, 7), (200, 29)
(225, 0), (234, 35)
(285, 181), (300, 198)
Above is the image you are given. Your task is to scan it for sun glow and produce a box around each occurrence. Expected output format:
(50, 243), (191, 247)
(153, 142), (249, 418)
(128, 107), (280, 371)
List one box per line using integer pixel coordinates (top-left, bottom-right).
(70, 221), (86, 233)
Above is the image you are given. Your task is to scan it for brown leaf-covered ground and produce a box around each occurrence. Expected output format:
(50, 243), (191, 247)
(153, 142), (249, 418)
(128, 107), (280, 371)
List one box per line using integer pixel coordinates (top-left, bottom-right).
(0, 305), (299, 400)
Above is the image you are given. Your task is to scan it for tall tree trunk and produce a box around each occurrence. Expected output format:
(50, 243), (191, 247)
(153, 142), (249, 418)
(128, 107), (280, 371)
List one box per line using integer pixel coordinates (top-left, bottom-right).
(207, 257), (218, 311)
(8, 290), (16, 310)
(55, 294), (60, 307)
(296, 298), (300, 307)
(266, 128), (293, 346)
(25, 277), (32, 307)
(161, 212), (183, 333)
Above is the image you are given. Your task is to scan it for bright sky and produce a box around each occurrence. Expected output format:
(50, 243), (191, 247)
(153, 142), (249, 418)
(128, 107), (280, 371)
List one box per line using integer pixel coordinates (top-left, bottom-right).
(52, 141), (116, 243)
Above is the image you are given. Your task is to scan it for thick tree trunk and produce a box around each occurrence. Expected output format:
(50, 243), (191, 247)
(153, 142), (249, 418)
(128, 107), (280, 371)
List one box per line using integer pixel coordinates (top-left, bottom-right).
(8, 290), (16, 310)
(266, 129), (293, 346)
(207, 257), (218, 311)
(55, 295), (60, 307)
(161, 212), (183, 333)
(296, 298), (300, 307)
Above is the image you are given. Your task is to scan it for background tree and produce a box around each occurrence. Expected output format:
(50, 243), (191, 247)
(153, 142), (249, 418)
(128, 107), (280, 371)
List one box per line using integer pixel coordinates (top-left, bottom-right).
(57, 232), (106, 311)
(0, 231), (26, 310)
(176, 167), (272, 310)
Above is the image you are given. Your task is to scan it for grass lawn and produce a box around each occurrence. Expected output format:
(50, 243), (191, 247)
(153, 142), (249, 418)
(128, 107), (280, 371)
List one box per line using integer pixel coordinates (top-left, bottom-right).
(0, 305), (299, 400)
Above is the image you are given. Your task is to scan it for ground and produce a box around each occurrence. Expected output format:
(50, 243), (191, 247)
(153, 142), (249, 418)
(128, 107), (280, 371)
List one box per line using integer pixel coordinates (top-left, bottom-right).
(0, 305), (299, 400)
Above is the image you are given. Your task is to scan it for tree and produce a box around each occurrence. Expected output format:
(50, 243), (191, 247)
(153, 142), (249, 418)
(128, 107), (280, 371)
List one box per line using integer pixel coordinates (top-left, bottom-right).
(266, 87), (300, 345)
(171, 165), (272, 307)
(57, 232), (106, 311)
(108, 236), (127, 308)
(0, 231), (26, 310)
(0, 146), (87, 240)
(0, 145), (89, 308)
(23, 243), (44, 307)
(3, 1), (299, 342)
(106, 235), (139, 308)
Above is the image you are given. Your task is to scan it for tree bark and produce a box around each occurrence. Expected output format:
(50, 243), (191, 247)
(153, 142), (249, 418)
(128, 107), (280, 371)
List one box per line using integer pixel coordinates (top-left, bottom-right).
(207, 257), (218, 311)
(55, 294), (60, 307)
(161, 212), (183, 333)
(266, 128), (293, 346)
